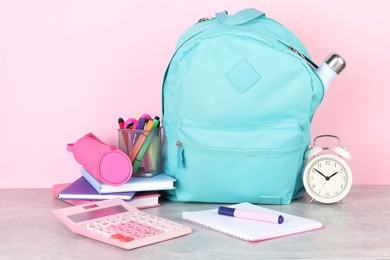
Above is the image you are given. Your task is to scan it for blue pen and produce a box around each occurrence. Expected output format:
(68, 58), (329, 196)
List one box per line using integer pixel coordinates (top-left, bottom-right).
(133, 117), (146, 142)
(218, 206), (284, 224)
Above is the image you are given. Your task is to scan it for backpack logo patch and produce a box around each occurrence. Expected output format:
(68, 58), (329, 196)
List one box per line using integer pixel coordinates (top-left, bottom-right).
(226, 59), (261, 93)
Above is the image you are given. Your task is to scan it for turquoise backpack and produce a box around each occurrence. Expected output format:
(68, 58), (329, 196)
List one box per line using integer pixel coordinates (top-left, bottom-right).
(162, 8), (324, 204)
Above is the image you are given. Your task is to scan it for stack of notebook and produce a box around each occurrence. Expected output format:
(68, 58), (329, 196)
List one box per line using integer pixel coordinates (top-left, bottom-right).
(53, 167), (176, 209)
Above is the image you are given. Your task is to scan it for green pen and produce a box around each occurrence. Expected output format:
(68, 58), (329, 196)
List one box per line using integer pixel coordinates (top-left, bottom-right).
(132, 117), (160, 174)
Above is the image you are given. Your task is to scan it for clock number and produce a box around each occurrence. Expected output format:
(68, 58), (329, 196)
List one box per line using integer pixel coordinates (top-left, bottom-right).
(326, 192), (330, 197)
(317, 162), (322, 168)
(325, 160), (330, 166)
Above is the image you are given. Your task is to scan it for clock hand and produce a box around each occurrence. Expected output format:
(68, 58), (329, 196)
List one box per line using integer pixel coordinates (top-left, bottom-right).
(329, 172), (339, 179)
(314, 169), (327, 179)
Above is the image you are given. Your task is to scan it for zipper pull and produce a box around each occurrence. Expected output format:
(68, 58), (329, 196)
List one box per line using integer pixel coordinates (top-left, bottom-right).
(176, 141), (185, 168)
(288, 45), (319, 70)
(277, 40), (318, 70)
(197, 16), (212, 23)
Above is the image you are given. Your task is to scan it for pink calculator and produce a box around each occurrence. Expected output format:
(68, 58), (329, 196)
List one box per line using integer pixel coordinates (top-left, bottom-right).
(52, 198), (192, 250)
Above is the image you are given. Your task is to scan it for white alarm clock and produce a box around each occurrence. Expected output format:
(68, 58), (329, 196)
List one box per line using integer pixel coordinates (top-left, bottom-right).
(302, 135), (352, 204)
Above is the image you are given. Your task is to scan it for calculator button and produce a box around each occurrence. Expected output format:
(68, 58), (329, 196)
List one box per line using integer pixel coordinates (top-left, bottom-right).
(86, 223), (99, 231)
(111, 233), (124, 239)
(154, 224), (173, 231)
(119, 236), (135, 242)
(131, 233), (146, 239)
(102, 230), (116, 237)
(94, 227), (105, 234)
(155, 221), (183, 231)
(168, 222), (184, 229)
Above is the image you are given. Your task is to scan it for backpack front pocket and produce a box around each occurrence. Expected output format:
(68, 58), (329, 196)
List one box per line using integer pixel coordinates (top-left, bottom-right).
(175, 118), (302, 204)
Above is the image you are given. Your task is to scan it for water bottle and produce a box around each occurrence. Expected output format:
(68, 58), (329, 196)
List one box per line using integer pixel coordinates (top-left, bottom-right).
(316, 53), (346, 92)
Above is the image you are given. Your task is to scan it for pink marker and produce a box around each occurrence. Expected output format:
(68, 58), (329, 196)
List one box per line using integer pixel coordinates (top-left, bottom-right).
(125, 118), (137, 129)
(141, 114), (152, 120)
(218, 206), (284, 224)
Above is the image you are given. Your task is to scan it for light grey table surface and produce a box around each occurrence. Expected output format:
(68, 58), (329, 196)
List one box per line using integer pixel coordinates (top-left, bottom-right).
(0, 186), (389, 260)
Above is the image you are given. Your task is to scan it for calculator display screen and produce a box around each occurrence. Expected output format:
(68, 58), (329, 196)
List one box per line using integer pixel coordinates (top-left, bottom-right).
(68, 205), (128, 223)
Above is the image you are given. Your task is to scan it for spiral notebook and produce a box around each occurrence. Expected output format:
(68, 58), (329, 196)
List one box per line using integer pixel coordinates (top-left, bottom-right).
(182, 202), (322, 242)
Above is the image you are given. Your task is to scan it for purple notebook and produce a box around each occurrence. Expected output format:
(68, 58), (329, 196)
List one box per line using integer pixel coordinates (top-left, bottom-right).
(58, 177), (135, 201)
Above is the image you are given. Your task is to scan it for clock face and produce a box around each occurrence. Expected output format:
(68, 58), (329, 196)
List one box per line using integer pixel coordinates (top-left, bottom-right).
(303, 154), (352, 204)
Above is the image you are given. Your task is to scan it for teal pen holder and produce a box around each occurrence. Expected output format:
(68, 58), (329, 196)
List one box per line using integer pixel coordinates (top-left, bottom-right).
(118, 127), (162, 177)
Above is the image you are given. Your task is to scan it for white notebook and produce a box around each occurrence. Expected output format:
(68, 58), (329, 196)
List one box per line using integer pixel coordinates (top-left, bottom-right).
(182, 202), (322, 242)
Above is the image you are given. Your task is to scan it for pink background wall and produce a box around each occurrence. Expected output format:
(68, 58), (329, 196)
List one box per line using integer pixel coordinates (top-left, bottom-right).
(1, 0), (388, 188)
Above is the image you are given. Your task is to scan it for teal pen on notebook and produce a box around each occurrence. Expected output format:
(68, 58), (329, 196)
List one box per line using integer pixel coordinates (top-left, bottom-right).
(218, 206), (284, 224)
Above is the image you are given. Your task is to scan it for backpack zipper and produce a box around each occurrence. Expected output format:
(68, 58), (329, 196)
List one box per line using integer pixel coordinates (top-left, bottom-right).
(176, 141), (185, 168)
(176, 140), (299, 168)
(195, 16), (317, 70)
(197, 17), (212, 23)
(277, 40), (318, 70)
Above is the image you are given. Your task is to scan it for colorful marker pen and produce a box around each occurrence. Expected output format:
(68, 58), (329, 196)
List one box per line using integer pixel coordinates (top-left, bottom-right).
(218, 206), (284, 224)
(118, 118), (125, 129)
(141, 114), (152, 120)
(126, 122), (134, 129)
(118, 118), (128, 152)
(125, 118), (137, 129)
(129, 117), (159, 162)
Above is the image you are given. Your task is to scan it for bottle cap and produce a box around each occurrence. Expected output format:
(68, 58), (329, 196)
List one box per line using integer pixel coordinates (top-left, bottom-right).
(324, 53), (346, 74)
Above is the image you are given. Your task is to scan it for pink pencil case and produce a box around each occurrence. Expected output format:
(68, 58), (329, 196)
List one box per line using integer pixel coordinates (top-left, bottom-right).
(67, 133), (132, 186)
